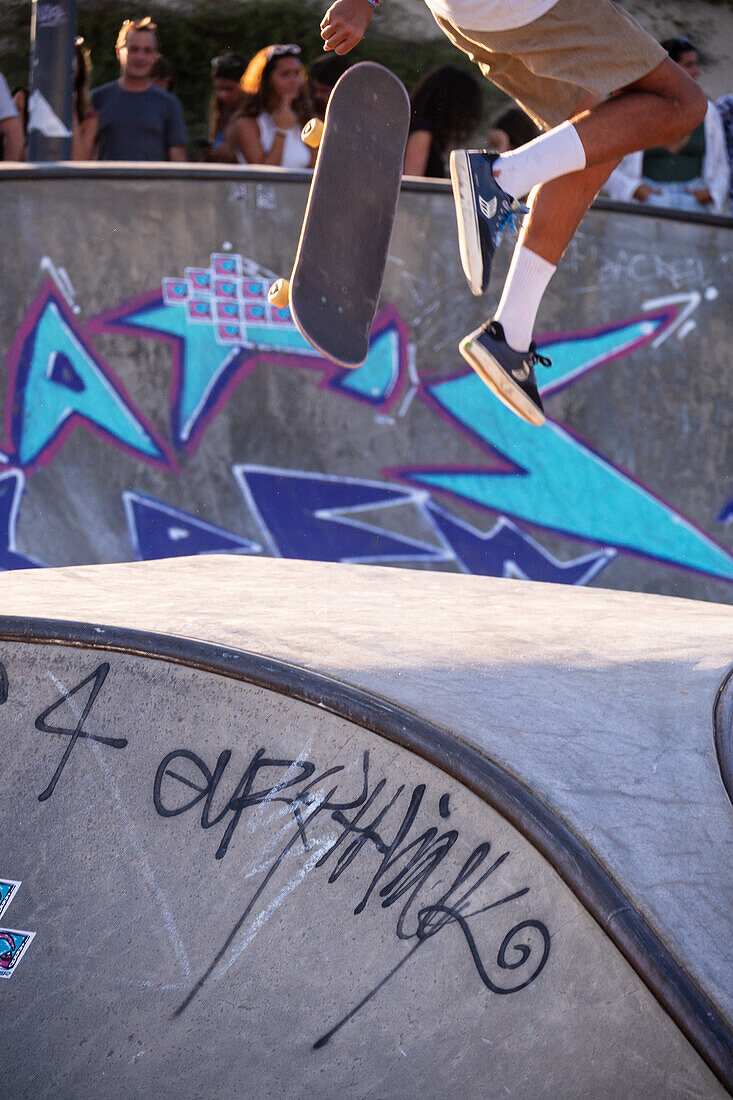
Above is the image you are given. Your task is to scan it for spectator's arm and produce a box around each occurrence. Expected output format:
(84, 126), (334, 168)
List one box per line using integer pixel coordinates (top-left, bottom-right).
(72, 112), (98, 161)
(700, 101), (730, 214)
(230, 116), (276, 165)
(207, 140), (237, 164)
(169, 146), (187, 162)
(403, 130), (431, 177)
(0, 114), (24, 161)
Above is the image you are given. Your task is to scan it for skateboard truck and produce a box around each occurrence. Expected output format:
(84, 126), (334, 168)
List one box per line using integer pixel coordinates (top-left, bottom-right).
(268, 118), (324, 311)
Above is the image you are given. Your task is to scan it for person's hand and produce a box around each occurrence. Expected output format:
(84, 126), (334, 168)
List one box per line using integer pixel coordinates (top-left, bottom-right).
(633, 183), (661, 202)
(321, 0), (373, 54)
(687, 186), (713, 206)
(272, 104), (298, 131)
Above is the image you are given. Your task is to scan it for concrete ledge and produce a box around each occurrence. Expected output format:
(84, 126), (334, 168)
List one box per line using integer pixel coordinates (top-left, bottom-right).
(0, 162), (731, 224)
(0, 557), (730, 1094)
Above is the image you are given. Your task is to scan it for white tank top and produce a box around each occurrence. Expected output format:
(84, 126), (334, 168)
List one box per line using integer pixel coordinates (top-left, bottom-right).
(257, 112), (311, 169)
(423, 0), (558, 32)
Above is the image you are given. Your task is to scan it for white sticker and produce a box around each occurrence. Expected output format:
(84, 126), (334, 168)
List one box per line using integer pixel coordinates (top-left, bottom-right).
(28, 90), (72, 138)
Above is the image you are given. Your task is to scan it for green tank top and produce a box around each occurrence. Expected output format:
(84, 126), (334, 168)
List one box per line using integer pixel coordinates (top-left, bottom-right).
(642, 121), (706, 183)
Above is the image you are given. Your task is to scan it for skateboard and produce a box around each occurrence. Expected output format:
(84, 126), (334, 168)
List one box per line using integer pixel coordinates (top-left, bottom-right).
(268, 62), (410, 368)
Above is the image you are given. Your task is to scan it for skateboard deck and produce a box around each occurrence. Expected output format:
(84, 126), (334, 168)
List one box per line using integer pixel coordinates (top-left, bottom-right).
(287, 62), (410, 368)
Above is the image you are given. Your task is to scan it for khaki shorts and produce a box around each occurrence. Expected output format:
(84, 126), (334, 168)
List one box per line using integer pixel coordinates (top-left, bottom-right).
(432, 0), (668, 129)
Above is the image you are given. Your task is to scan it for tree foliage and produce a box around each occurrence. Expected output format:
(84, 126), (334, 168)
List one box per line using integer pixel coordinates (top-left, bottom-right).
(3, 0), (505, 152)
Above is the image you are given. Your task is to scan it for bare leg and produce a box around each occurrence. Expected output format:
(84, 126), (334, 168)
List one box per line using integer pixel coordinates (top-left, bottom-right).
(516, 58), (706, 264)
(520, 159), (618, 265)
(455, 62), (706, 423)
(458, 153), (623, 422)
(492, 59), (706, 243)
(572, 59), (706, 165)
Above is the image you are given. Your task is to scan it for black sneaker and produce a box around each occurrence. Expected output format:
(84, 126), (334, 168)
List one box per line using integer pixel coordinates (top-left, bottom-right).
(459, 320), (551, 426)
(450, 150), (527, 296)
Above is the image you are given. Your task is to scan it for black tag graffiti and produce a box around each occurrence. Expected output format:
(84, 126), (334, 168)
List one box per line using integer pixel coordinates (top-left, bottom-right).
(35, 663), (127, 801)
(156, 746), (551, 1036)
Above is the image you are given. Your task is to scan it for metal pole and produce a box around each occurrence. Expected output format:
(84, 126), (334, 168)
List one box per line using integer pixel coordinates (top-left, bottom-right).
(27, 0), (77, 161)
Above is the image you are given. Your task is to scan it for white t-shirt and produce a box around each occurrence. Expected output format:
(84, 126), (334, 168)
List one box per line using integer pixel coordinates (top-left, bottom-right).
(0, 73), (19, 122)
(423, 0), (558, 32)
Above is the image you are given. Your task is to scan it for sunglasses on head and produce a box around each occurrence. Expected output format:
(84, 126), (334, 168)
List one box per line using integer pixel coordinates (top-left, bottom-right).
(266, 44), (301, 61)
(211, 53), (246, 77)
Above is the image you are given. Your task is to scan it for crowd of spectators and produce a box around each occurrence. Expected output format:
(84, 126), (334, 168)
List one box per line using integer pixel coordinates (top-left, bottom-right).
(0, 17), (730, 214)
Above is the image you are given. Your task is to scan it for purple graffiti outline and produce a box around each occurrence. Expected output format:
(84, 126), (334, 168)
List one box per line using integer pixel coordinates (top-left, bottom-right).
(534, 305), (679, 399)
(327, 307), (410, 411)
(717, 499), (733, 524)
(384, 304), (733, 581)
(423, 503), (616, 584)
(0, 469), (43, 569)
(3, 281), (173, 474)
(87, 292), (409, 454)
(232, 462), (446, 564)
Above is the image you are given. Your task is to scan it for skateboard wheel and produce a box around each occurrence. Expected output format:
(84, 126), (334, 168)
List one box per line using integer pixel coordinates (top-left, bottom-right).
(268, 278), (290, 309)
(301, 118), (324, 149)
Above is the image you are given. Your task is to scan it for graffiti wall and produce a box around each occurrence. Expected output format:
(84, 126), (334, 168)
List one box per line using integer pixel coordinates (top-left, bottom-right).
(0, 165), (730, 601)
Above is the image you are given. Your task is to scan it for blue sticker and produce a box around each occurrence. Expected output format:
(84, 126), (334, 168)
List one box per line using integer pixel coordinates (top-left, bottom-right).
(0, 929), (35, 978)
(0, 880), (20, 922)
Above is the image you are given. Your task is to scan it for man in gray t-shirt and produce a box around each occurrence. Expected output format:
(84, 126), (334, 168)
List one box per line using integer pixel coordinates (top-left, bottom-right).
(91, 17), (187, 161)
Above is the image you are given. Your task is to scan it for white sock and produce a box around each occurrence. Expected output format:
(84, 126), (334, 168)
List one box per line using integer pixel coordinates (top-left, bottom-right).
(491, 120), (586, 200)
(493, 243), (556, 352)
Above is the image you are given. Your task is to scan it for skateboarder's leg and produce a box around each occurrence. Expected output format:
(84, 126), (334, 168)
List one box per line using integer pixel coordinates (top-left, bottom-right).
(456, 152), (619, 428)
(491, 59), (705, 201)
(449, 3), (704, 426)
(453, 60), (705, 299)
(468, 56), (705, 357)
(447, 0), (705, 297)
(492, 157), (617, 354)
(455, 97), (627, 425)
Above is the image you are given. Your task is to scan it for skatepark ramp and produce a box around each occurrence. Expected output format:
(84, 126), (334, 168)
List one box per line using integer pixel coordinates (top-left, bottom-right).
(0, 556), (731, 1096)
(0, 163), (731, 604)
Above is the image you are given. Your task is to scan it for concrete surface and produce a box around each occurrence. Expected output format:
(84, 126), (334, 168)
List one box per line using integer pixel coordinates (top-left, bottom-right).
(0, 555), (730, 1096)
(0, 164), (731, 604)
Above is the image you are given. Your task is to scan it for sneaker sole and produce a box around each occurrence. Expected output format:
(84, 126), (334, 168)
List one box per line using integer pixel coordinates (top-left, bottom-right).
(459, 335), (546, 427)
(450, 150), (484, 297)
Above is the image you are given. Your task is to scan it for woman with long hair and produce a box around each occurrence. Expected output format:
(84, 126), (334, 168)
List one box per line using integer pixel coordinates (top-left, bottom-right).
(224, 44), (314, 168)
(404, 65), (482, 178)
(10, 38), (97, 161)
(72, 37), (97, 160)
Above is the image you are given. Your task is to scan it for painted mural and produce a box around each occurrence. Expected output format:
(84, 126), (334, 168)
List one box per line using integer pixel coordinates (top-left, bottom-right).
(1, 239), (731, 593)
